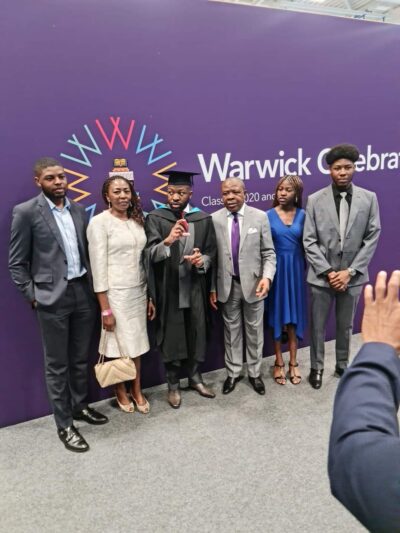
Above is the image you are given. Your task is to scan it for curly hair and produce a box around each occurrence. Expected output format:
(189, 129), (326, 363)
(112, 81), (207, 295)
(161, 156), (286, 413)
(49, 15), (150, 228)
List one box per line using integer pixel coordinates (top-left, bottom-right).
(272, 175), (304, 208)
(325, 144), (359, 166)
(101, 175), (144, 226)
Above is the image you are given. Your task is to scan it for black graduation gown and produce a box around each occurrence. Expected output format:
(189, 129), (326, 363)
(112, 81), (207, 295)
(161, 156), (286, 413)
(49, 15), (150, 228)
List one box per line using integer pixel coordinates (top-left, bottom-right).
(144, 207), (216, 363)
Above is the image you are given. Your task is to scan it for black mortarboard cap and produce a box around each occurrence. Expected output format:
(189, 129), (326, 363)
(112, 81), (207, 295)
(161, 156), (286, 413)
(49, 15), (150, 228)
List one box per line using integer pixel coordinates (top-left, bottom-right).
(161, 170), (200, 186)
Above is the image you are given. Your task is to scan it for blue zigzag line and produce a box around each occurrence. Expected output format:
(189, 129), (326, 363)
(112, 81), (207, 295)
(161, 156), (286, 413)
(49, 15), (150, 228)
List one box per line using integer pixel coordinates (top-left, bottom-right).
(85, 203), (97, 221)
(136, 125), (172, 165)
(151, 199), (166, 210)
(60, 125), (102, 167)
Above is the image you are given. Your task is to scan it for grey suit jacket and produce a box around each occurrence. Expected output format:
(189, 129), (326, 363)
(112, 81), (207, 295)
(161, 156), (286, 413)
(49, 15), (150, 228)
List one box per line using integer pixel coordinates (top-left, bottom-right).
(212, 204), (276, 303)
(9, 192), (93, 307)
(303, 184), (381, 288)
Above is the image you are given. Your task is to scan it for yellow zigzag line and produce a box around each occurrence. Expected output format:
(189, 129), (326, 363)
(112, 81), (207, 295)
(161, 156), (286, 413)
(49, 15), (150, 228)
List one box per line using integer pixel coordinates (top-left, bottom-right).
(153, 162), (177, 197)
(65, 168), (91, 202)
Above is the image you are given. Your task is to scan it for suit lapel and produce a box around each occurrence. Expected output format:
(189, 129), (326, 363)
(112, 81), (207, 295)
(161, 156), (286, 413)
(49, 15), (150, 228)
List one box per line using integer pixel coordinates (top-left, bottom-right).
(345, 186), (361, 237)
(69, 202), (84, 250)
(239, 204), (251, 252)
(324, 186), (340, 234)
(219, 208), (230, 251)
(37, 193), (66, 254)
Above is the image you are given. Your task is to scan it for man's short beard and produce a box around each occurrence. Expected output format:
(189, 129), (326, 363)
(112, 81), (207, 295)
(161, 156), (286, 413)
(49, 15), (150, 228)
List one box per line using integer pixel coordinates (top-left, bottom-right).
(42, 189), (67, 203)
(168, 201), (189, 212)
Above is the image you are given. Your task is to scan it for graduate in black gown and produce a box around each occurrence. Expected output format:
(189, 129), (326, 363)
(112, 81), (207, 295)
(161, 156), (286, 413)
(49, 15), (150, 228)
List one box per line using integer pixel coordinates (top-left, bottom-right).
(145, 171), (217, 408)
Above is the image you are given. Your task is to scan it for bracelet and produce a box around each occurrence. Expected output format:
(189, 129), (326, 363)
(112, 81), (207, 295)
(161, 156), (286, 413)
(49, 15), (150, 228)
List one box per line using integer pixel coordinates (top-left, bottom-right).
(101, 309), (113, 317)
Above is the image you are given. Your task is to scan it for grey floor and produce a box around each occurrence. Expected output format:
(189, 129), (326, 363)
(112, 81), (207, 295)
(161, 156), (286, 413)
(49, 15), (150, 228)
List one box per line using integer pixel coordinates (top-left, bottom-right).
(0, 336), (366, 533)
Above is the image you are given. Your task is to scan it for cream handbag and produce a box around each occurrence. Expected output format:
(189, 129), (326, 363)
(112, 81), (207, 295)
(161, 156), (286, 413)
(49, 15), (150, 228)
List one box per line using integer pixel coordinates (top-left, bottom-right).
(94, 329), (137, 388)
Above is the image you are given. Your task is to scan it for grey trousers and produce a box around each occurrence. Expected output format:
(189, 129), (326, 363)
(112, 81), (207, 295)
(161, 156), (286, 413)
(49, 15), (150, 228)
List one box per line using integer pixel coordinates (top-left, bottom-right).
(221, 279), (264, 379)
(36, 278), (96, 429)
(309, 284), (363, 371)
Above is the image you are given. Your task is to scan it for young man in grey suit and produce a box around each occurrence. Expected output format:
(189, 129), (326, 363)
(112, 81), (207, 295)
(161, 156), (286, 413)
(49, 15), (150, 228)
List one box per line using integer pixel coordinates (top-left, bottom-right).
(210, 177), (276, 395)
(303, 144), (381, 389)
(9, 157), (108, 452)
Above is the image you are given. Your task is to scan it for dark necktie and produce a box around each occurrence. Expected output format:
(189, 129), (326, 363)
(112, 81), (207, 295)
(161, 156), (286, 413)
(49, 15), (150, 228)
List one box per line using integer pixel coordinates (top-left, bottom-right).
(231, 212), (240, 277)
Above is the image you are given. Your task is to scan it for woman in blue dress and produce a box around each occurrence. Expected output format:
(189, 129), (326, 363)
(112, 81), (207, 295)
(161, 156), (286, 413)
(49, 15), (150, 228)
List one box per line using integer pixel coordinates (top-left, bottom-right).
(266, 175), (306, 385)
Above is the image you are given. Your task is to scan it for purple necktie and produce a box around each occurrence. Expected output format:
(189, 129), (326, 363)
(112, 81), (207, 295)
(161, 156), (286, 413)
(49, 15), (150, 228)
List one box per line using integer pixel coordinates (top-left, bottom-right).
(231, 212), (240, 277)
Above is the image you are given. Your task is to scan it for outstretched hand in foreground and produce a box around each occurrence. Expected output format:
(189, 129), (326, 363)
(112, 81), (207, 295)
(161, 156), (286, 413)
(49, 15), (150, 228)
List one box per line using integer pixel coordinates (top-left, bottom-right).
(362, 270), (400, 353)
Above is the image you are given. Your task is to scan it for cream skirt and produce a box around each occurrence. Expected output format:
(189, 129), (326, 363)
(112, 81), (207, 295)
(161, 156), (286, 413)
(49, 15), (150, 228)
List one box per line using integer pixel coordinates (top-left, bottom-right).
(99, 284), (149, 359)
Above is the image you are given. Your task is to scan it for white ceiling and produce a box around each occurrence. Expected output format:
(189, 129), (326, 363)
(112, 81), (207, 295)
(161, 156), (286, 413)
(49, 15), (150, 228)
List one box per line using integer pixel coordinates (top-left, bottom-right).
(211, 0), (400, 24)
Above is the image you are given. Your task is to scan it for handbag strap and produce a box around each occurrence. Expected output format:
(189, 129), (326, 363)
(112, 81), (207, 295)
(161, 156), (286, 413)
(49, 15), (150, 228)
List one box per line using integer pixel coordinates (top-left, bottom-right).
(98, 319), (127, 363)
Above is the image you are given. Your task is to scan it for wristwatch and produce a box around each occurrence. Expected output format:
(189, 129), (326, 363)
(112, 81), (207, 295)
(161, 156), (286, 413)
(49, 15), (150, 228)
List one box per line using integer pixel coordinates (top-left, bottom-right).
(348, 267), (356, 277)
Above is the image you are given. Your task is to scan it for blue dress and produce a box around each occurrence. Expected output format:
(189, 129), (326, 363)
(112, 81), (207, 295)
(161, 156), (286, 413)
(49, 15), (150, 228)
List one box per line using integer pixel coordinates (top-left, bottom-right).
(266, 208), (306, 340)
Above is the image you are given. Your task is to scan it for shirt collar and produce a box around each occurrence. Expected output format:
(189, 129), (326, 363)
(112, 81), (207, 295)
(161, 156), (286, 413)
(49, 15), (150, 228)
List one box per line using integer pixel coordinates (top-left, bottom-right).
(226, 203), (245, 217)
(332, 183), (353, 197)
(45, 195), (71, 211)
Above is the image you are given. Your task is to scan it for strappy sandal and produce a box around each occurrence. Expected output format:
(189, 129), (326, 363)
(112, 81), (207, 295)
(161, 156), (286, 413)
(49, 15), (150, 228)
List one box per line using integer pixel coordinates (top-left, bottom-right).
(273, 363), (286, 385)
(288, 362), (302, 385)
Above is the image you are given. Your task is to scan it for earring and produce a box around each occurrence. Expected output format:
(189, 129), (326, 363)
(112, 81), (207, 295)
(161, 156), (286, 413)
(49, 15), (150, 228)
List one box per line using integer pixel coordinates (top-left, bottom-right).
(129, 201), (132, 207)
(108, 201), (111, 209)
(295, 196), (298, 203)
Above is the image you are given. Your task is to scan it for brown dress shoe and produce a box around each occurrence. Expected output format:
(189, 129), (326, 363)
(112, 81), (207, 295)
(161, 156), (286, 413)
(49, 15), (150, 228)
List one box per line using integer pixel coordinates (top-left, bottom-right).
(167, 389), (181, 409)
(189, 382), (216, 398)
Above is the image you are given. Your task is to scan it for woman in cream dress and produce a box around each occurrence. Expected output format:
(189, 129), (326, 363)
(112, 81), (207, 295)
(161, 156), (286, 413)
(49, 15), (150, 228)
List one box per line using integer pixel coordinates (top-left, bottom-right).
(87, 176), (155, 413)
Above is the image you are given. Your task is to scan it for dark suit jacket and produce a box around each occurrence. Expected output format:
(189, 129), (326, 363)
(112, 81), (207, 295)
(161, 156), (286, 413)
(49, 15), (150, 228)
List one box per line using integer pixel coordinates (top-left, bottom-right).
(329, 342), (400, 532)
(9, 192), (93, 307)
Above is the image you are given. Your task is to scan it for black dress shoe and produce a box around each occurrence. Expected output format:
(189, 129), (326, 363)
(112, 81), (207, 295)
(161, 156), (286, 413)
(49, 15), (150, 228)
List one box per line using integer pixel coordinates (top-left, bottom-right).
(222, 375), (243, 394)
(335, 365), (346, 377)
(309, 369), (324, 389)
(73, 407), (109, 425)
(248, 376), (265, 395)
(58, 425), (89, 453)
(189, 382), (216, 398)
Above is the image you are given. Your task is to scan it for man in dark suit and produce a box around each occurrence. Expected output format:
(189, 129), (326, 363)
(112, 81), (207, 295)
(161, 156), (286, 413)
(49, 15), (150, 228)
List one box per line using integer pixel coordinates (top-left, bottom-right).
(9, 157), (108, 452)
(329, 270), (400, 532)
(303, 144), (381, 389)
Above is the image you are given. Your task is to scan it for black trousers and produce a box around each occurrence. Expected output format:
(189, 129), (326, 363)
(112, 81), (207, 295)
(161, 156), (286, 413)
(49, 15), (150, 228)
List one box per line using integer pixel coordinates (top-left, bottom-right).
(36, 278), (96, 429)
(164, 356), (202, 391)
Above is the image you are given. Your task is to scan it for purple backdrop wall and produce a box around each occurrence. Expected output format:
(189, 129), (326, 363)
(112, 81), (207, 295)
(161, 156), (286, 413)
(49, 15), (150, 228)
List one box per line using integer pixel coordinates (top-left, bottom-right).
(1, 0), (399, 427)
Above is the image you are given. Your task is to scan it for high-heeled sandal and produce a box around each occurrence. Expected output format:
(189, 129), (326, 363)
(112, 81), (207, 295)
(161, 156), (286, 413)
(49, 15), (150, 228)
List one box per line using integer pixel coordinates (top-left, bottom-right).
(288, 362), (302, 385)
(131, 394), (150, 414)
(115, 388), (135, 413)
(273, 363), (286, 385)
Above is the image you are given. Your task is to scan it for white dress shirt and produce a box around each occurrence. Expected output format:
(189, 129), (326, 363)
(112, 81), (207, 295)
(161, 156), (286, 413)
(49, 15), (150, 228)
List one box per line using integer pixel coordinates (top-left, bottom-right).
(45, 196), (86, 280)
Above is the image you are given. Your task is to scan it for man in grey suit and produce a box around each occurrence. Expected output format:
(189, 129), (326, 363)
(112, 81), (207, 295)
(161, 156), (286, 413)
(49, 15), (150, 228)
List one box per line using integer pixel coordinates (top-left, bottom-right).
(303, 144), (381, 389)
(210, 178), (276, 395)
(9, 157), (108, 452)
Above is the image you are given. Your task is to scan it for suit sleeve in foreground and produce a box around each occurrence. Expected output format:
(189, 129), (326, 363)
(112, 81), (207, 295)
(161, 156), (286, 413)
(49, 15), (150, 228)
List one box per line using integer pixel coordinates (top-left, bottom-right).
(328, 342), (400, 533)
